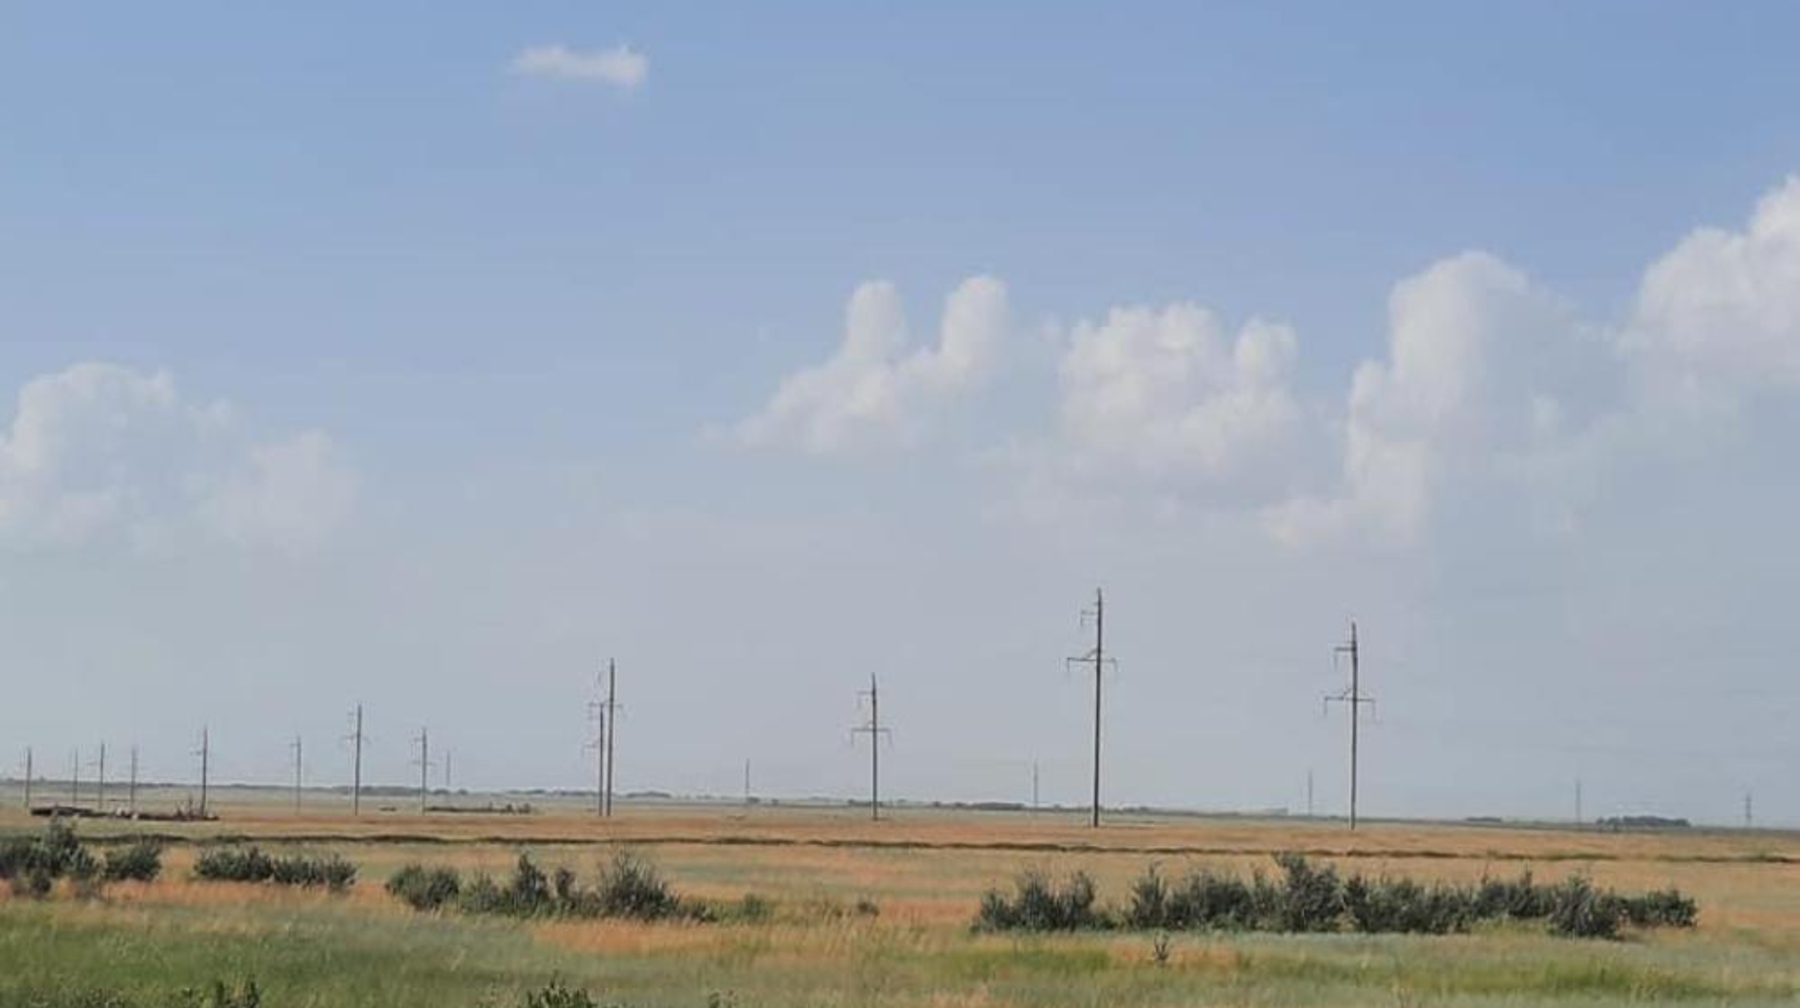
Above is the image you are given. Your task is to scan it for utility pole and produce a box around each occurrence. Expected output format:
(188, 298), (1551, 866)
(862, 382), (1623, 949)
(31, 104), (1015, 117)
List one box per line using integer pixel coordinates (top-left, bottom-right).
(604, 660), (618, 818)
(128, 746), (139, 817)
(194, 726), (210, 819)
(1032, 760), (1040, 813)
(443, 750), (452, 792)
(743, 759), (751, 807)
(346, 705), (365, 817)
(96, 742), (107, 813)
(586, 675), (607, 817)
(850, 674), (891, 821)
(290, 736), (303, 814)
(1744, 790), (1754, 830)
(1306, 769), (1315, 819)
(413, 727), (432, 815)
(70, 746), (80, 808)
(1575, 778), (1583, 826)
(22, 747), (32, 810)
(1066, 588), (1115, 829)
(1324, 621), (1374, 831)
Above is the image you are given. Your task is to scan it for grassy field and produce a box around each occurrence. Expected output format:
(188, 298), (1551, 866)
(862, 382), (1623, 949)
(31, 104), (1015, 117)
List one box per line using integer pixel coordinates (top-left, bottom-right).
(3, 790), (1799, 1006)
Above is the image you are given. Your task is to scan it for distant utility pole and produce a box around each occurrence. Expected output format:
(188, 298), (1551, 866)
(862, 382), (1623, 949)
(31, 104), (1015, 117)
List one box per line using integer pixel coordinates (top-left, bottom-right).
(128, 745), (139, 817)
(443, 750), (452, 792)
(412, 727), (433, 815)
(290, 735), (304, 814)
(70, 746), (80, 807)
(1032, 760), (1040, 813)
(1066, 588), (1116, 829)
(1744, 790), (1754, 830)
(194, 726), (210, 818)
(22, 747), (32, 810)
(851, 674), (892, 821)
(604, 660), (619, 818)
(743, 759), (751, 807)
(586, 674), (607, 817)
(1306, 769), (1315, 819)
(346, 704), (365, 817)
(1574, 778), (1583, 826)
(1324, 621), (1374, 831)
(95, 743), (107, 813)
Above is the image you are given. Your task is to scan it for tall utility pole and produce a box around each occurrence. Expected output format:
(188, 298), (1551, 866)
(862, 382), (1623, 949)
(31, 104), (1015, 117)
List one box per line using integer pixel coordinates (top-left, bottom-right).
(1066, 588), (1115, 829)
(22, 747), (32, 810)
(346, 705), (365, 817)
(1744, 790), (1754, 830)
(96, 743), (107, 813)
(194, 726), (210, 819)
(1324, 621), (1374, 831)
(413, 727), (432, 815)
(586, 676), (607, 817)
(1574, 778), (1584, 826)
(743, 759), (751, 807)
(851, 674), (891, 821)
(128, 746), (139, 817)
(604, 660), (618, 818)
(70, 747), (80, 807)
(290, 736), (304, 814)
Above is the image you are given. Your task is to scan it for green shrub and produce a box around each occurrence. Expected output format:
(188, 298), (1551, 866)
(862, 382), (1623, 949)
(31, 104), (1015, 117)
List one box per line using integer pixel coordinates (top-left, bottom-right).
(193, 847), (354, 891)
(1619, 887), (1699, 928)
(974, 869), (1103, 931)
(1273, 853), (1344, 932)
(1547, 875), (1621, 939)
(387, 863), (463, 911)
(1473, 871), (1555, 920)
(595, 850), (681, 920)
(102, 840), (164, 882)
(519, 980), (600, 1008)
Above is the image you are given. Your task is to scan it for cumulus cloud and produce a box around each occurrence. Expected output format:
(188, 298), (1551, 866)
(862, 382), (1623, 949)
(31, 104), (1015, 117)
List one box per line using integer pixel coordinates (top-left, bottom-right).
(1269, 252), (1613, 544)
(734, 276), (1008, 454)
(1626, 175), (1800, 406)
(511, 43), (649, 90)
(1057, 303), (1305, 490)
(0, 363), (355, 553)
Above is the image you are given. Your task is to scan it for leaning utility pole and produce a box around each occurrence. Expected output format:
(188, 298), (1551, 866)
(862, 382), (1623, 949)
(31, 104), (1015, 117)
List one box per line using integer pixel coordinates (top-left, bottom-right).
(850, 674), (892, 821)
(1066, 588), (1116, 829)
(604, 660), (618, 818)
(290, 735), (304, 814)
(412, 727), (432, 815)
(1324, 621), (1374, 831)
(346, 705), (365, 817)
(194, 726), (210, 819)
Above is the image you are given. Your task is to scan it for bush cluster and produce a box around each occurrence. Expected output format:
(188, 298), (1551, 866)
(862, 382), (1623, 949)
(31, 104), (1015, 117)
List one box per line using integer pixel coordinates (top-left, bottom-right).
(192, 847), (355, 891)
(0, 822), (161, 898)
(388, 850), (698, 922)
(977, 854), (1697, 940)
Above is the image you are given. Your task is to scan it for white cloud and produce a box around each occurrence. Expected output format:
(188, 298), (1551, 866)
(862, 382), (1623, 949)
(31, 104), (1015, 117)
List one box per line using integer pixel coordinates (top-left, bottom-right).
(1269, 251), (1612, 544)
(1057, 303), (1305, 488)
(0, 362), (355, 553)
(1626, 175), (1800, 407)
(734, 276), (1008, 454)
(511, 44), (649, 90)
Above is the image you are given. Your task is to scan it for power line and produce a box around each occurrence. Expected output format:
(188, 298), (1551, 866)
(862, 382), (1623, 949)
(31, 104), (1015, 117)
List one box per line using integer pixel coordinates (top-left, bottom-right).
(1324, 621), (1374, 831)
(1066, 587), (1116, 829)
(345, 704), (365, 817)
(412, 727), (433, 815)
(290, 735), (304, 814)
(850, 673), (892, 821)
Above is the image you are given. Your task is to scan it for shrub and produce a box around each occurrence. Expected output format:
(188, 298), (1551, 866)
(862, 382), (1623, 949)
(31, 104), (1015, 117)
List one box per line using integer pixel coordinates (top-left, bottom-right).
(1342, 875), (1472, 934)
(102, 841), (164, 883)
(974, 869), (1103, 931)
(1547, 875), (1621, 940)
(595, 850), (682, 921)
(1619, 887), (1699, 929)
(519, 980), (600, 1008)
(1125, 864), (1170, 929)
(1473, 871), (1555, 920)
(388, 864), (463, 911)
(458, 873), (507, 915)
(1273, 853), (1344, 932)
(193, 847), (354, 891)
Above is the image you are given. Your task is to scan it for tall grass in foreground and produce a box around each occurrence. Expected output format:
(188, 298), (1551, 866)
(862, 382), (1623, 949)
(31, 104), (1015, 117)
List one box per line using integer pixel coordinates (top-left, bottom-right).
(976, 854), (1697, 939)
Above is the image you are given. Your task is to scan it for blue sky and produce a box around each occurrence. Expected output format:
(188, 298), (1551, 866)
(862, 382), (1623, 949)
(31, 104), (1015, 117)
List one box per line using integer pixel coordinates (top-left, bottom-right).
(5, 3), (1800, 823)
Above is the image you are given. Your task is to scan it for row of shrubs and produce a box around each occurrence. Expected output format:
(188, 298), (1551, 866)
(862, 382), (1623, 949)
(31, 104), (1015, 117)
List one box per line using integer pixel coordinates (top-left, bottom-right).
(0, 822), (163, 898)
(5, 978), (650, 1008)
(192, 847), (356, 892)
(976, 854), (1697, 940)
(389, 851), (693, 921)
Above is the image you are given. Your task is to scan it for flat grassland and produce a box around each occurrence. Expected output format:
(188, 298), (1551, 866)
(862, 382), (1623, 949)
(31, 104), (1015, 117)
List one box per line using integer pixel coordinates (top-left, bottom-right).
(3, 790), (1799, 1007)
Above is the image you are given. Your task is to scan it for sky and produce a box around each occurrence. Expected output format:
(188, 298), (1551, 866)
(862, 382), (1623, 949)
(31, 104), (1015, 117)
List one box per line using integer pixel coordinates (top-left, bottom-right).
(4, 2), (1800, 825)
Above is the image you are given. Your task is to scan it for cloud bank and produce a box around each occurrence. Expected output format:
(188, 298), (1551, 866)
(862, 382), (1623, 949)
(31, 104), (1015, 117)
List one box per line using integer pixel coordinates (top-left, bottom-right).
(511, 44), (649, 91)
